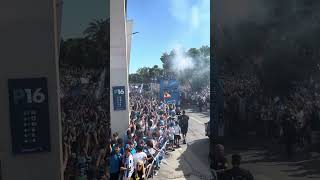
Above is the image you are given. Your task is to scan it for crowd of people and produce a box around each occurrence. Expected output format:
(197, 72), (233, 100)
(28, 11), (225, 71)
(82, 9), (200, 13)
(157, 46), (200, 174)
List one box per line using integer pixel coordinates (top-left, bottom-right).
(210, 144), (254, 180)
(59, 65), (111, 180)
(222, 74), (260, 99)
(108, 89), (190, 180)
(182, 86), (210, 111)
(222, 73), (320, 159)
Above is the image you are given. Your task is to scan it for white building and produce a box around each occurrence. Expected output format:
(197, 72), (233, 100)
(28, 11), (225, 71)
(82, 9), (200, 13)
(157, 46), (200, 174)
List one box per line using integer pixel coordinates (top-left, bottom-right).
(110, 0), (133, 134)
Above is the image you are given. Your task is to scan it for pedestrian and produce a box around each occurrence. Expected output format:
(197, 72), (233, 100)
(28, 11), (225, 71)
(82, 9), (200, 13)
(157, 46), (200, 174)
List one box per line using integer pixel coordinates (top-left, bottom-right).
(112, 132), (119, 142)
(180, 110), (189, 144)
(121, 145), (135, 180)
(167, 123), (175, 151)
(281, 116), (297, 159)
(173, 121), (182, 148)
(211, 144), (228, 180)
(224, 154), (254, 180)
(132, 160), (146, 180)
(198, 97), (203, 112)
(176, 107), (181, 116)
(133, 146), (147, 167)
(109, 144), (122, 180)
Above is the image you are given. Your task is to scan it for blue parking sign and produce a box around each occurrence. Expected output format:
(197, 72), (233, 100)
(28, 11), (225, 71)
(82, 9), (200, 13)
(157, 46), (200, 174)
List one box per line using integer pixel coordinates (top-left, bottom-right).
(8, 77), (51, 154)
(113, 86), (126, 111)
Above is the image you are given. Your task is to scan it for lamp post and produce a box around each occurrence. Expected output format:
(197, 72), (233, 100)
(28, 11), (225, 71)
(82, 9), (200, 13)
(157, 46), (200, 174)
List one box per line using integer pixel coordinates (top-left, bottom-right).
(128, 31), (139, 36)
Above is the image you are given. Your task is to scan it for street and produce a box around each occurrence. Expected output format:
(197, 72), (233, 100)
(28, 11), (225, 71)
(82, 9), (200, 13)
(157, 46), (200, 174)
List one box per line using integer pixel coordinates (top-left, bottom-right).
(156, 109), (213, 180)
(156, 109), (320, 180)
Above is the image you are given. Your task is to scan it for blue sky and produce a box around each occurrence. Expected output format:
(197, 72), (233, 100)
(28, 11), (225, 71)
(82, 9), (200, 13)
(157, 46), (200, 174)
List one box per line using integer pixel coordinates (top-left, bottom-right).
(127, 0), (210, 74)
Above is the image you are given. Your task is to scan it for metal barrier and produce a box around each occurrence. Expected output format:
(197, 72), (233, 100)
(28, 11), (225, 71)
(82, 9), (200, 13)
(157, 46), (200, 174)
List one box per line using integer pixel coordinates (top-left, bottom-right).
(146, 140), (168, 179)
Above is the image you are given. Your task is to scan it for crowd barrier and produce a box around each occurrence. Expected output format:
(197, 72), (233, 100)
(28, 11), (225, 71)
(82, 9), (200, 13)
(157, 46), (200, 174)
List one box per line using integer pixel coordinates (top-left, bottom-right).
(146, 140), (169, 179)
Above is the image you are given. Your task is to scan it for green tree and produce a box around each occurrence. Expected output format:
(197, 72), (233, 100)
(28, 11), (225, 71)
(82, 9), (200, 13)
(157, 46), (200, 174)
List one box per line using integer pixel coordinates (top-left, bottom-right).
(129, 65), (164, 84)
(84, 18), (109, 65)
(129, 73), (142, 83)
(159, 46), (210, 91)
(59, 18), (110, 67)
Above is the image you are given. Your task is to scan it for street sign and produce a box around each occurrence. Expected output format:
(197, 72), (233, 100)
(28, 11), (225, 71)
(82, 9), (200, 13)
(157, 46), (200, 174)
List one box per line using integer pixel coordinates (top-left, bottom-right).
(113, 86), (126, 111)
(8, 78), (51, 154)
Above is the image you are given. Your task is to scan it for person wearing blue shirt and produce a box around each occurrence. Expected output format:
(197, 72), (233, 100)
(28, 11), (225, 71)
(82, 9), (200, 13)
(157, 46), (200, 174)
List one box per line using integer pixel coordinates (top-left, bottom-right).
(131, 147), (136, 155)
(110, 144), (122, 180)
(114, 138), (125, 155)
(124, 129), (134, 144)
(127, 141), (136, 155)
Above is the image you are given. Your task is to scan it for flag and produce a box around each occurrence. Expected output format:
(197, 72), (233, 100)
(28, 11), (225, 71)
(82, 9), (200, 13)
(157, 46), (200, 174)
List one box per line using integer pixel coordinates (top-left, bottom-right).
(164, 92), (171, 99)
(139, 83), (144, 94)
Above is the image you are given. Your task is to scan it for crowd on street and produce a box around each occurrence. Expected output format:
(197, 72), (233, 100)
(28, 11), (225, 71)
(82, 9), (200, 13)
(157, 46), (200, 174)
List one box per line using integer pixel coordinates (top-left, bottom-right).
(56, 65), (320, 179)
(59, 65), (110, 180)
(222, 73), (320, 159)
(108, 89), (190, 180)
(182, 86), (210, 111)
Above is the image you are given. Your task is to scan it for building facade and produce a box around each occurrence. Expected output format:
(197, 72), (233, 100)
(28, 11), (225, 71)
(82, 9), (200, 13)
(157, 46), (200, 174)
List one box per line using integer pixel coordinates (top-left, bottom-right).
(110, 0), (133, 134)
(0, 0), (63, 179)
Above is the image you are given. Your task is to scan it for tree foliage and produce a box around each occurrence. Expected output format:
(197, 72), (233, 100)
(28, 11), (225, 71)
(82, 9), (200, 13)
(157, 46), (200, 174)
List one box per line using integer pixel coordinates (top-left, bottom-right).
(161, 46), (210, 90)
(130, 46), (210, 91)
(59, 18), (109, 67)
(129, 65), (163, 84)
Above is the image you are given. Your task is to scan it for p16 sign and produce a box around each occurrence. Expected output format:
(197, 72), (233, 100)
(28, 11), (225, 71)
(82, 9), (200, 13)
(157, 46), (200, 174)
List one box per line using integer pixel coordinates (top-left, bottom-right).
(112, 86), (126, 111)
(8, 78), (51, 154)
(13, 88), (46, 104)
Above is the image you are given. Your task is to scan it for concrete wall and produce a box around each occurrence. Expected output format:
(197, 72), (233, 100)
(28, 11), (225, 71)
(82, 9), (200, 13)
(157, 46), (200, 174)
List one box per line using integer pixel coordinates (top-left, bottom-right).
(126, 20), (133, 69)
(110, 0), (131, 135)
(55, 0), (63, 48)
(0, 0), (63, 179)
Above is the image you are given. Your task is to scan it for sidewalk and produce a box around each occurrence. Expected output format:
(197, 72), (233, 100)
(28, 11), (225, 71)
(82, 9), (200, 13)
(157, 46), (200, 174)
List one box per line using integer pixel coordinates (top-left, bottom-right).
(155, 143), (214, 180)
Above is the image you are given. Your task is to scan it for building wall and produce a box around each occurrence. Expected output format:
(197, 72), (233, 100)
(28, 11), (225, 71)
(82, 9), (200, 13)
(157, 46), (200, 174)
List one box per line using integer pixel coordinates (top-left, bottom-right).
(0, 0), (63, 179)
(126, 20), (133, 70)
(110, 0), (131, 135)
(55, 0), (63, 48)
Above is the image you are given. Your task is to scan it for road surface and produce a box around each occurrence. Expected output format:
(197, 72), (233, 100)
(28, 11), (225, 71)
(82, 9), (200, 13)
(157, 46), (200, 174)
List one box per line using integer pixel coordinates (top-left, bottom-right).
(156, 109), (213, 180)
(155, 109), (320, 180)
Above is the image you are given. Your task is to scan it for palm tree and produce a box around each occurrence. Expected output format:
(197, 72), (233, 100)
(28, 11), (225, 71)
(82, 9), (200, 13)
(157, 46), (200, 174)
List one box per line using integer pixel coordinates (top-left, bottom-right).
(83, 18), (110, 65)
(84, 19), (108, 42)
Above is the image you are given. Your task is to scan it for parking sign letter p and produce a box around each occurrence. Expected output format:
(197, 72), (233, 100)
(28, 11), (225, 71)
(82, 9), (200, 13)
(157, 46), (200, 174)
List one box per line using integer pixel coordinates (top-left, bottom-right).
(13, 89), (25, 104)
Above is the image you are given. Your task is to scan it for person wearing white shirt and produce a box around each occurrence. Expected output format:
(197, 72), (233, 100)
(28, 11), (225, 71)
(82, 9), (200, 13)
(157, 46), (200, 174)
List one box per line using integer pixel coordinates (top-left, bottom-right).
(133, 146), (147, 167)
(167, 124), (175, 150)
(173, 121), (181, 148)
(121, 145), (134, 180)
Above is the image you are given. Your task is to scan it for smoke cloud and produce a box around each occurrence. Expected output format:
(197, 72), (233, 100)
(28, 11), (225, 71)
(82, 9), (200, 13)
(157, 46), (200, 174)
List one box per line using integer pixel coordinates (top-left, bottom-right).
(167, 0), (210, 88)
(167, 43), (210, 90)
(171, 45), (194, 73)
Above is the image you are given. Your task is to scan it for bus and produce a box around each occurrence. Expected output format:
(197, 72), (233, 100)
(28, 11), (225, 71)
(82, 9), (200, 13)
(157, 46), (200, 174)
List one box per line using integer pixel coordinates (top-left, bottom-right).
(159, 79), (181, 106)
